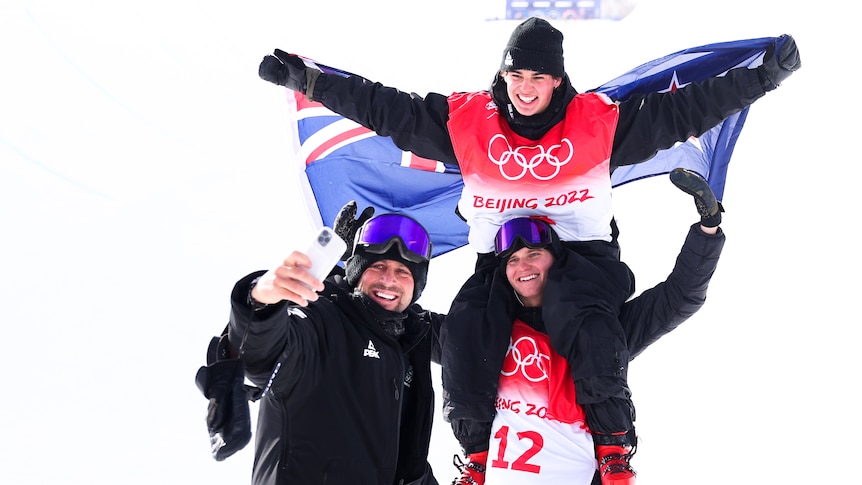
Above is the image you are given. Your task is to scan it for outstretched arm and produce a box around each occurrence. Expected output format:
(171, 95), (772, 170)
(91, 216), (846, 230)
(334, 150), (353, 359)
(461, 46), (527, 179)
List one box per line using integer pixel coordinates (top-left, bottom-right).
(313, 72), (457, 164)
(226, 250), (326, 384)
(227, 267), (337, 398)
(259, 50), (458, 164)
(611, 35), (801, 168)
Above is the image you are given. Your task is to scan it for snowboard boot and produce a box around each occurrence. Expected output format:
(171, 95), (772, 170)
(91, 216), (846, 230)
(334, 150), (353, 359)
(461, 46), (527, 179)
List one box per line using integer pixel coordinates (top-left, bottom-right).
(451, 450), (488, 485)
(670, 167), (724, 227)
(596, 444), (637, 485)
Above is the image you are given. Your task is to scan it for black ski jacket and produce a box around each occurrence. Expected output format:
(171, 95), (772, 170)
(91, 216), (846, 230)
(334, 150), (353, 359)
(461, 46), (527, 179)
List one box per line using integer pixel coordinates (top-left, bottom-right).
(308, 62), (766, 171)
(228, 273), (444, 485)
(619, 224), (726, 358)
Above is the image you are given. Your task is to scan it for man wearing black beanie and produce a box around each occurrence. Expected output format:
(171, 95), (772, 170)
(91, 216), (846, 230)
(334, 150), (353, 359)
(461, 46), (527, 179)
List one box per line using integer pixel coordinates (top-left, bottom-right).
(258, 17), (799, 485)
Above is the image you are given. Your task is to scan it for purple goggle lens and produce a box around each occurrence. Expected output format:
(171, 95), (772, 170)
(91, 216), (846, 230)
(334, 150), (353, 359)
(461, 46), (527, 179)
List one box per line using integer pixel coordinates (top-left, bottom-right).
(355, 214), (432, 263)
(494, 218), (553, 256)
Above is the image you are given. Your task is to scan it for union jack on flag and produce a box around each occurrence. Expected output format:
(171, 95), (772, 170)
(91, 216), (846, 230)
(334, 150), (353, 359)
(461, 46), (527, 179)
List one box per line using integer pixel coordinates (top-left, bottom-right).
(286, 89), (467, 257)
(283, 36), (786, 257)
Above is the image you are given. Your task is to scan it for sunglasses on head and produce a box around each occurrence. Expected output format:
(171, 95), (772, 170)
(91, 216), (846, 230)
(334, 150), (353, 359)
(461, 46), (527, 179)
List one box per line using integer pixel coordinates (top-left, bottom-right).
(494, 217), (553, 257)
(354, 213), (432, 263)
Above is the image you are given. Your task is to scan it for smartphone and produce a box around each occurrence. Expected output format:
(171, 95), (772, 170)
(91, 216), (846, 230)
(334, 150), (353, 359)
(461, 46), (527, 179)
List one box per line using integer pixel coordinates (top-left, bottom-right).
(304, 226), (347, 283)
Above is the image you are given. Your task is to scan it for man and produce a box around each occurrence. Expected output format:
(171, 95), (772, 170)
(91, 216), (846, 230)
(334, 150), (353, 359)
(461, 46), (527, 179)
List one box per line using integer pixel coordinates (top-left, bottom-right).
(452, 169), (727, 485)
(225, 211), (443, 485)
(257, 18), (799, 485)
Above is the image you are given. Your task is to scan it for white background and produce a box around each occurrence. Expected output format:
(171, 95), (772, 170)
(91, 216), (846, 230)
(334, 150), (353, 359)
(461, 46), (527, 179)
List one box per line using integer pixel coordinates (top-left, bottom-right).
(1, 1), (857, 484)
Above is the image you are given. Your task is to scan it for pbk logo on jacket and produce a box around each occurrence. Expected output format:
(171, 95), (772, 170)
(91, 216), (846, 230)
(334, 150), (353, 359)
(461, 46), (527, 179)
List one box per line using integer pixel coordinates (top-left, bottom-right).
(363, 340), (380, 359)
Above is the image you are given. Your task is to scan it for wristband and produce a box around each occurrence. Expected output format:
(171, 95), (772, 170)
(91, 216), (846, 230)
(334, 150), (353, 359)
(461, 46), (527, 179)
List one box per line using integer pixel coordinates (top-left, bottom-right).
(247, 277), (270, 311)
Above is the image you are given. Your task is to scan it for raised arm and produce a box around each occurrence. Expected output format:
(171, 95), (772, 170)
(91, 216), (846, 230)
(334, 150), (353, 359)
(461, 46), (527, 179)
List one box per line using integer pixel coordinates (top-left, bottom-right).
(620, 168), (728, 357)
(620, 223), (725, 359)
(611, 35), (801, 168)
(226, 250), (328, 388)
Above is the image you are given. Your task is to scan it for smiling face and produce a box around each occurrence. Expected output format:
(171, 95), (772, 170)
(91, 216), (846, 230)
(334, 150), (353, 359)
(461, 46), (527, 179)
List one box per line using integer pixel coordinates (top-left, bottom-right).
(502, 69), (562, 117)
(356, 259), (415, 313)
(504, 246), (554, 307)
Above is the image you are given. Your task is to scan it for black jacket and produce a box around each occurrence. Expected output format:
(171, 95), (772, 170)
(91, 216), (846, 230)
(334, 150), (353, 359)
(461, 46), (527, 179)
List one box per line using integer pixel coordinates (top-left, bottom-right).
(228, 273), (443, 485)
(310, 63), (765, 171)
(619, 224), (726, 359)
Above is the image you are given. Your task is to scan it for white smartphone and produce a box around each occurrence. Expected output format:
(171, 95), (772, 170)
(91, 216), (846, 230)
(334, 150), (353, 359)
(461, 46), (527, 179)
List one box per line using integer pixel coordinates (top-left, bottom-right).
(304, 226), (347, 283)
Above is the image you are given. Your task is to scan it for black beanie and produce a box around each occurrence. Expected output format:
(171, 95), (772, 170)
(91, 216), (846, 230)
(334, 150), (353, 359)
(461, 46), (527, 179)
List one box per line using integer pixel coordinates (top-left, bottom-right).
(345, 246), (429, 303)
(500, 17), (565, 77)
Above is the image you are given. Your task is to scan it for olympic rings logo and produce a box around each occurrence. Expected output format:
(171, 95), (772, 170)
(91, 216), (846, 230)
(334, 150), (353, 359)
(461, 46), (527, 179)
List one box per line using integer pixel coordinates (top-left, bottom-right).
(488, 134), (574, 181)
(500, 335), (550, 382)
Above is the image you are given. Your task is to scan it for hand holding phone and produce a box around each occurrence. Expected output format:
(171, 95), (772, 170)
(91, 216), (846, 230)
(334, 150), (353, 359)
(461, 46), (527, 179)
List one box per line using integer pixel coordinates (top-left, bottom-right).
(304, 227), (347, 283)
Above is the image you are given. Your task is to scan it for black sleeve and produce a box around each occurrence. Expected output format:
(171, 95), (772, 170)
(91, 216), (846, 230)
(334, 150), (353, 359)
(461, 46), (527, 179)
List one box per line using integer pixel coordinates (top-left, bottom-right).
(227, 272), (288, 382)
(620, 223), (726, 359)
(429, 311), (444, 366)
(313, 72), (458, 165)
(408, 304), (445, 366)
(611, 65), (766, 169)
(227, 271), (320, 393)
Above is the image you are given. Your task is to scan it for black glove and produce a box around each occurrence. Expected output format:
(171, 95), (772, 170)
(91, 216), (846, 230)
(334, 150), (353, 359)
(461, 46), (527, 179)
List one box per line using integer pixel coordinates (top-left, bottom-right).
(258, 49), (309, 93)
(758, 34), (801, 92)
(669, 168), (724, 227)
(195, 359), (253, 461)
(333, 200), (375, 260)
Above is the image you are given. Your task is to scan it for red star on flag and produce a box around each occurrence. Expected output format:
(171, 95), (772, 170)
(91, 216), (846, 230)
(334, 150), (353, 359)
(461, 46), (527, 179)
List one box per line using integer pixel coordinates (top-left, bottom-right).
(659, 71), (691, 93)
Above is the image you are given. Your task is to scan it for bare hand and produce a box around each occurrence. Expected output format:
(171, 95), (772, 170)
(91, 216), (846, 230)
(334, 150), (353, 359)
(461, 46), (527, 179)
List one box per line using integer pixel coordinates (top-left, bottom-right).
(251, 251), (324, 307)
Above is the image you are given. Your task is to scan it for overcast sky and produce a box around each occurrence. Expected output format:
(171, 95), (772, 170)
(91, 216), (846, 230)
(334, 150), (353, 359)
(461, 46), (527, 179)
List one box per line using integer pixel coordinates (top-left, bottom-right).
(1, 1), (856, 484)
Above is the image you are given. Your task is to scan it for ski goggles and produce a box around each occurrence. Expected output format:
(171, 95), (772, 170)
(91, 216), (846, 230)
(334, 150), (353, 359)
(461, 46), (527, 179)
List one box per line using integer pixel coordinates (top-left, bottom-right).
(494, 217), (553, 257)
(354, 213), (432, 263)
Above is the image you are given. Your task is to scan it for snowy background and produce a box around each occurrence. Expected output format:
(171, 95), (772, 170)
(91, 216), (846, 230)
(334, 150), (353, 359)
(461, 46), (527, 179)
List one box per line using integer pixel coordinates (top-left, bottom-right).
(2, 1), (857, 484)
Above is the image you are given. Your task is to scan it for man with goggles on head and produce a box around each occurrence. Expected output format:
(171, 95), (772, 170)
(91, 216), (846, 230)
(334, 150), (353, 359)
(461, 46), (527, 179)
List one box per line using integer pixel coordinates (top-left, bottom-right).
(221, 206), (443, 485)
(449, 169), (725, 485)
